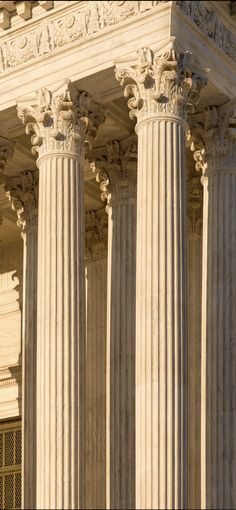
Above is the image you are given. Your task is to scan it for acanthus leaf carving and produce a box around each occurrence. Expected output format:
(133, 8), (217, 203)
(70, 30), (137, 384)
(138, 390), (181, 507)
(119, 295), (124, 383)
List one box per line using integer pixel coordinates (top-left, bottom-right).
(17, 81), (105, 157)
(0, 137), (14, 175)
(187, 175), (203, 236)
(189, 103), (236, 175)
(116, 44), (207, 122)
(94, 136), (137, 206)
(85, 208), (108, 261)
(4, 169), (39, 231)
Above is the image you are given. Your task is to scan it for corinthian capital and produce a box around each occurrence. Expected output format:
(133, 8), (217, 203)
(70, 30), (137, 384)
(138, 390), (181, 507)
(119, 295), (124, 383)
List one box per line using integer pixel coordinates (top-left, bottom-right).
(95, 135), (137, 206)
(189, 101), (236, 175)
(4, 169), (38, 231)
(0, 137), (14, 175)
(17, 80), (105, 158)
(115, 42), (207, 123)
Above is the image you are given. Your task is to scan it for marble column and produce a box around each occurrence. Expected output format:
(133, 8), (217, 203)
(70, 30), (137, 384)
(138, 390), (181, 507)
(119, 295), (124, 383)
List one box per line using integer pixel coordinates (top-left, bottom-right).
(191, 105), (236, 509)
(17, 83), (103, 509)
(187, 175), (203, 510)
(84, 209), (108, 510)
(96, 137), (137, 509)
(5, 169), (38, 510)
(116, 45), (207, 509)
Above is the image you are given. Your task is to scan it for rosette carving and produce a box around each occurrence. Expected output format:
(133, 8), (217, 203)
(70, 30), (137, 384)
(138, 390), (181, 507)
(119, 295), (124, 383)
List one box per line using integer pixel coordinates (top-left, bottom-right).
(17, 80), (105, 157)
(4, 169), (39, 231)
(94, 136), (137, 206)
(115, 44), (207, 122)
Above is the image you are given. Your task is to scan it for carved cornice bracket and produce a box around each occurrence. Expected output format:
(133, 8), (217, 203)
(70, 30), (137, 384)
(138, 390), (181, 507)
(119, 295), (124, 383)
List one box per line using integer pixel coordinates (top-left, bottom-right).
(4, 169), (39, 231)
(115, 42), (207, 123)
(94, 136), (137, 206)
(17, 80), (105, 158)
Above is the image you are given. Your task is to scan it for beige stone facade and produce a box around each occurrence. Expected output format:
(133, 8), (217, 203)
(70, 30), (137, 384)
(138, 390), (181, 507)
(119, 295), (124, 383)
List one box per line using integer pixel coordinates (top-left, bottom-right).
(0, 1), (236, 509)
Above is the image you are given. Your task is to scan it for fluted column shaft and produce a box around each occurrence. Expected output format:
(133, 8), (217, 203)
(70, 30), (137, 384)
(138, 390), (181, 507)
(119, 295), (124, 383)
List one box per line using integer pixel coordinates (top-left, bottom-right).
(136, 117), (187, 509)
(4, 169), (38, 510)
(84, 211), (108, 509)
(201, 169), (236, 509)
(85, 258), (107, 509)
(22, 225), (38, 509)
(106, 194), (136, 510)
(17, 83), (102, 509)
(37, 153), (85, 509)
(187, 228), (202, 509)
(96, 137), (137, 509)
(190, 105), (236, 509)
(116, 45), (206, 510)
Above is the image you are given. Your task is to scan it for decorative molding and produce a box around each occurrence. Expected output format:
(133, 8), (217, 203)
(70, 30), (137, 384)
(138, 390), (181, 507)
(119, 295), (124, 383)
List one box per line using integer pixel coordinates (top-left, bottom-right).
(176, 1), (236, 63)
(4, 169), (38, 231)
(187, 175), (203, 236)
(85, 209), (108, 262)
(189, 103), (236, 175)
(116, 43), (207, 122)
(17, 81), (105, 158)
(0, 1), (166, 74)
(95, 135), (137, 206)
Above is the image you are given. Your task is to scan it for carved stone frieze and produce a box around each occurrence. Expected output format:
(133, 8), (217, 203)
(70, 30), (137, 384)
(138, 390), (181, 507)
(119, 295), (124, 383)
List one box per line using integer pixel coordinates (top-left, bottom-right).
(116, 45), (207, 122)
(95, 136), (137, 206)
(177, 1), (236, 63)
(189, 104), (236, 175)
(85, 209), (108, 261)
(17, 81), (104, 157)
(4, 169), (39, 231)
(0, 1), (166, 74)
(187, 175), (203, 236)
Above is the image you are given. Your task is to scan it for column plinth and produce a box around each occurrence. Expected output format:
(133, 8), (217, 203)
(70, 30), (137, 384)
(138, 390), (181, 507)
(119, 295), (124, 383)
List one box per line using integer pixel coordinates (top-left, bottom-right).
(116, 44), (207, 509)
(17, 82), (104, 509)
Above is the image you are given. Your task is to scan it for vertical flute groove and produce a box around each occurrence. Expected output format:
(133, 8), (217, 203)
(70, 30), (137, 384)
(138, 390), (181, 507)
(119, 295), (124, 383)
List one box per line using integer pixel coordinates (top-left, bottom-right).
(136, 118), (187, 509)
(37, 155), (85, 509)
(202, 166), (236, 509)
(107, 189), (137, 510)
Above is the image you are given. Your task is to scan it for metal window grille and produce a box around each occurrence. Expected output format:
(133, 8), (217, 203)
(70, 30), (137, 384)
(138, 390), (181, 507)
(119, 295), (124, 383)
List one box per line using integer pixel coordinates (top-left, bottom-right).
(0, 421), (21, 510)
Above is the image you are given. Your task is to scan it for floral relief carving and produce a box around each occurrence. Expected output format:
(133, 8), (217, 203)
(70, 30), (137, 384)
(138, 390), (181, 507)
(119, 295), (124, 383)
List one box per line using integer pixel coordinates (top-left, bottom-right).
(17, 81), (105, 157)
(95, 136), (137, 206)
(4, 169), (39, 231)
(0, 1), (167, 73)
(116, 45), (207, 122)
